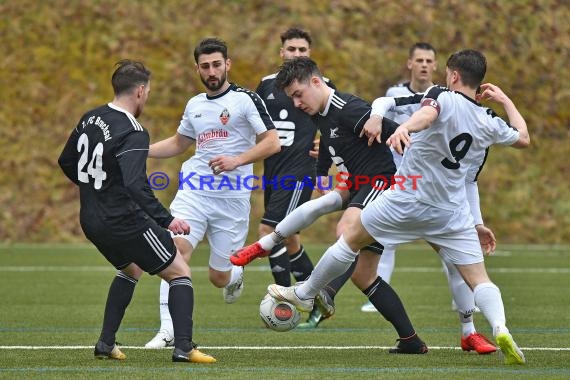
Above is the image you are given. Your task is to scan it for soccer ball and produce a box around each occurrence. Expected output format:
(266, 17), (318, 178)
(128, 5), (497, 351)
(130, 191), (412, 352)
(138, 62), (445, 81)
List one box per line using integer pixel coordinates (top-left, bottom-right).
(259, 293), (301, 332)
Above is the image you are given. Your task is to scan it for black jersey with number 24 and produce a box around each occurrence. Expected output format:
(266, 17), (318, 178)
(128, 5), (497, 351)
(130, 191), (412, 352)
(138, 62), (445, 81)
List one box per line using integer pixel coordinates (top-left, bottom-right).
(58, 103), (173, 238)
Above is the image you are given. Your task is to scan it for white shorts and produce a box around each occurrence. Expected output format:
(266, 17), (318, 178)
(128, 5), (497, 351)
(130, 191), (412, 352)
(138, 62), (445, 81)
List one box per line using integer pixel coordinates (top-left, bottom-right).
(360, 194), (483, 265)
(170, 193), (250, 271)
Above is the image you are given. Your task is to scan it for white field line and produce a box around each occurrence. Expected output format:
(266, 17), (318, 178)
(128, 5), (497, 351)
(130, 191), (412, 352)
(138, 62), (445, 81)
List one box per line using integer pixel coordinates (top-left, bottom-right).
(0, 345), (568, 351)
(0, 266), (568, 273)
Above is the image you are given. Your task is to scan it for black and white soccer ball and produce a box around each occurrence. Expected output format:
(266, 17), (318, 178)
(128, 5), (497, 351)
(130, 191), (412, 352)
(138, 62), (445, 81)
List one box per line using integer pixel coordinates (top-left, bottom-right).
(259, 293), (301, 332)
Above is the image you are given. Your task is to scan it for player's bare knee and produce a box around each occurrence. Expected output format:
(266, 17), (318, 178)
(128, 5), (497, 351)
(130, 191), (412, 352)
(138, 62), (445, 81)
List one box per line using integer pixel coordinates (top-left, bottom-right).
(121, 263), (143, 280)
(173, 237), (193, 262)
(209, 269), (230, 288)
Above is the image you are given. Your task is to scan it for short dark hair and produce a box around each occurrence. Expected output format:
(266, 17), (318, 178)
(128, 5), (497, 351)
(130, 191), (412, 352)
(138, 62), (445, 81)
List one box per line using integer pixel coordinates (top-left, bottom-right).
(275, 57), (322, 90)
(111, 60), (151, 96)
(409, 42), (437, 58)
(193, 37), (228, 63)
(446, 49), (487, 88)
(280, 27), (312, 46)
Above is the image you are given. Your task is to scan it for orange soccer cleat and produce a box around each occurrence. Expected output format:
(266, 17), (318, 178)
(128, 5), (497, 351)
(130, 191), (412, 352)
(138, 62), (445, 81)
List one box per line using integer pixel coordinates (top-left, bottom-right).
(461, 332), (497, 354)
(230, 242), (270, 266)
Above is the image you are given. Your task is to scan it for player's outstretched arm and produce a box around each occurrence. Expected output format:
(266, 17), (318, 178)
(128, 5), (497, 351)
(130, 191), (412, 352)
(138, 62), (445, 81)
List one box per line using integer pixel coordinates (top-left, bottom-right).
(478, 83), (530, 148)
(149, 133), (194, 159)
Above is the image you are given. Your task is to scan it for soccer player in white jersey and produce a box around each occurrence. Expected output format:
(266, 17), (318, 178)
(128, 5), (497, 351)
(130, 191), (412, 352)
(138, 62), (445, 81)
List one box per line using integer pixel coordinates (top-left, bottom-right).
(359, 43), (497, 355)
(268, 49), (529, 365)
(144, 38), (280, 348)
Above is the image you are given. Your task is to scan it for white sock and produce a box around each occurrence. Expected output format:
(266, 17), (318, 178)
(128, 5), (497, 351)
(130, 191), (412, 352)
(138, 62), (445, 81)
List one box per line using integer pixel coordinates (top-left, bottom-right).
(473, 282), (508, 336)
(297, 235), (357, 299)
(270, 191), (343, 248)
(226, 265), (244, 287)
(442, 257), (477, 314)
(459, 313), (476, 336)
(377, 246), (396, 283)
(158, 279), (173, 334)
(259, 233), (279, 251)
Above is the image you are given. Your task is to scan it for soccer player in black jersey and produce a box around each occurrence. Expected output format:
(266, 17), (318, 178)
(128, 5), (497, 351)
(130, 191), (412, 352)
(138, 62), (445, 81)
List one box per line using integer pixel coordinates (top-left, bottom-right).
(232, 57), (427, 353)
(58, 60), (215, 363)
(255, 28), (334, 300)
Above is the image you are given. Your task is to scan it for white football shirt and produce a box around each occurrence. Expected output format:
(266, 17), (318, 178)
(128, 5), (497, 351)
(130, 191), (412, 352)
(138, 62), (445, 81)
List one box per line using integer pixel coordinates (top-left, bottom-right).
(386, 85), (520, 210)
(176, 84), (274, 198)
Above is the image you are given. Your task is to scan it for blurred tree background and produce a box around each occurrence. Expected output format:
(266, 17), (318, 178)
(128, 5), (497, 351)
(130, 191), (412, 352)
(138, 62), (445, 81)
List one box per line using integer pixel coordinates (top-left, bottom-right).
(0, 0), (568, 243)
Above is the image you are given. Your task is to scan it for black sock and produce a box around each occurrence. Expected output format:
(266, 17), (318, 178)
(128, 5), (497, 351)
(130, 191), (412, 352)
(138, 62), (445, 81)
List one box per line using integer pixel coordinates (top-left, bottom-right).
(168, 277), (194, 353)
(268, 244), (291, 286)
(290, 245), (314, 282)
(99, 272), (137, 346)
(363, 276), (415, 338)
(323, 256), (358, 300)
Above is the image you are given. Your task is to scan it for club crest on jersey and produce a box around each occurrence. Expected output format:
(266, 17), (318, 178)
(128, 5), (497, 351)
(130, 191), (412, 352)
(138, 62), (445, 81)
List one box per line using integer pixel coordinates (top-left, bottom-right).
(330, 127), (339, 138)
(220, 108), (230, 125)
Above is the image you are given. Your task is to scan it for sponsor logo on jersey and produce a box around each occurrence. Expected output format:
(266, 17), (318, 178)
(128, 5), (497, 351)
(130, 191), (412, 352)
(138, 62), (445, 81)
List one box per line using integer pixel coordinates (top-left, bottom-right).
(220, 108), (230, 125)
(267, 93), (275, 100)
(197, 129), (229, 147)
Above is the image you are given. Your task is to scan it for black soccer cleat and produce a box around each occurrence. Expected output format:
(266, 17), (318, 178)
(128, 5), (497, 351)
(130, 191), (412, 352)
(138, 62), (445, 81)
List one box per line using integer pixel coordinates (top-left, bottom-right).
(388, 335), (428, 354)
(94, 340), (126, 360)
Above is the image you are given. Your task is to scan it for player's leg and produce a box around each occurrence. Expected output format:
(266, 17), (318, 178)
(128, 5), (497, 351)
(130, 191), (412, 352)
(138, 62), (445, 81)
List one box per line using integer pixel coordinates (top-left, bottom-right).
(297, 258), (357, 329)
(284, 182), (317, 282)
(146, 195), (206, 348)
(259, 184), (292, 286)
(452, 260), (524, 364)
(231, 190), (346, 266)
(436, 226), (524, 364)
(352, 250), (427, 354)
(269, 206), (373, 310)
(439, 257), (496, 354)
(259, 223), (291, 286)
(260, 181), (316, 285)
(155, 237), (215, 363)
(207, 197), (250, 303)
(361, 245), (396, 312)
(95, 263), (142, 360)
(296, 204), (364, 328)
(86, 232), (143, 360)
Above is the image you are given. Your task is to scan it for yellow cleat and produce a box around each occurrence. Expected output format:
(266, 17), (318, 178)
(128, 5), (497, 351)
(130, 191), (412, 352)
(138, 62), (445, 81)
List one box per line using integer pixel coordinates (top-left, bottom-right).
(172, 347), (216, 363)
(496, 333), (525, 365)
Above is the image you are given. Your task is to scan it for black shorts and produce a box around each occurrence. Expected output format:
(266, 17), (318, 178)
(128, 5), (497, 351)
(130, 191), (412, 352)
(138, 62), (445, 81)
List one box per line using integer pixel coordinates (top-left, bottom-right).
(261, 177), (314, 227)
(346, 177), (388, 255)
(347, 176), (388, 210)
(85, 220), (176, 275)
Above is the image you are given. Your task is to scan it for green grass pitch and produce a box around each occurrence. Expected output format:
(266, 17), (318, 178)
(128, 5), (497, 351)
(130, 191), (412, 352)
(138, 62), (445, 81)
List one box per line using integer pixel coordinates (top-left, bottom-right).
(0, 243), (569, 379)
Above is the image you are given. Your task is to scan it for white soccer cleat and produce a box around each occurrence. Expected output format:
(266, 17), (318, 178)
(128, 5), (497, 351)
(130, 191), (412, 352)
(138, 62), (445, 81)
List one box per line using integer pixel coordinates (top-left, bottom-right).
(144, 329), (174, 349)
(223, 273), (244, 304)
(267, 284), (314, 312)
(360, 301), (376, 312)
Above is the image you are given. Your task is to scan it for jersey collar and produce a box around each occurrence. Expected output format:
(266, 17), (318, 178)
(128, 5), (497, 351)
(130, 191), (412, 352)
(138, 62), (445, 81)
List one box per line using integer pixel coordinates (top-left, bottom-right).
(319, 88), (335, 116)
(108, 102), (135, 118)
(206, 83), (235, 100)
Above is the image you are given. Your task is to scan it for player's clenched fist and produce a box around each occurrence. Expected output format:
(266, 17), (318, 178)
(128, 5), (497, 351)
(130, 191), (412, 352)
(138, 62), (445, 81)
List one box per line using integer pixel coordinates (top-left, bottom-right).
(168, 218), (190, 235)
